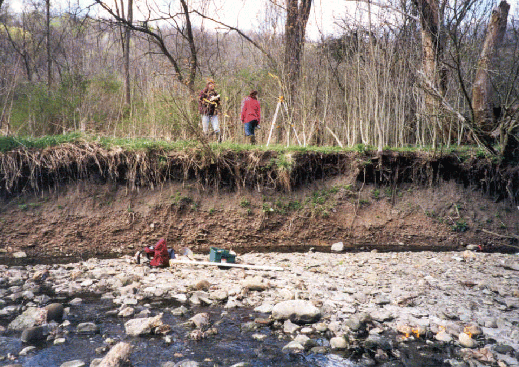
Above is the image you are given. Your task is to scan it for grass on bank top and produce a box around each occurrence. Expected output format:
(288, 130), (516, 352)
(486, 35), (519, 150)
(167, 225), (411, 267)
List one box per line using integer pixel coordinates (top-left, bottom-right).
(0, 133), (492, 158)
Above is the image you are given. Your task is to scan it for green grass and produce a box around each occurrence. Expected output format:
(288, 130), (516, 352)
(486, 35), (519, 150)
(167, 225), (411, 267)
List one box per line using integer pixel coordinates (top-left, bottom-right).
(0, 133), (496, 157)
(0, 133), (84, 152)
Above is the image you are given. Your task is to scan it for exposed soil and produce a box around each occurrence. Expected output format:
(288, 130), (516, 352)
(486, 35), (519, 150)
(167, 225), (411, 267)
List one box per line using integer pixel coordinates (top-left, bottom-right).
(0, 178), (518, 262)
(0, 143), (518, 261)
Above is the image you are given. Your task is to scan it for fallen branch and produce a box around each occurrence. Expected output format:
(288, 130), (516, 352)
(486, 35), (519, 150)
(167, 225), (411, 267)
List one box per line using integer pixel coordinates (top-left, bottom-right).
(169, 259), (285, 271)
(481, 228), (519, 241)
(325, 126), (344, 148)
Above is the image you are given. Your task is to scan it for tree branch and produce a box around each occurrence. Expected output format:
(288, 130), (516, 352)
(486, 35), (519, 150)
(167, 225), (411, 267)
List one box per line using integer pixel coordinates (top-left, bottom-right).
(345, 0), (420, 22)
(93, 0), (188, 90)
(190, 9), (276, 66)
(417, 70), (497, 155)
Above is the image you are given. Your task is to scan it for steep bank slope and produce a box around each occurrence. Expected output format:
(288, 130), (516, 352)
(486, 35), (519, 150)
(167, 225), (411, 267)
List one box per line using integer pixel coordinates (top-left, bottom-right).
(0, 142), (518, 260)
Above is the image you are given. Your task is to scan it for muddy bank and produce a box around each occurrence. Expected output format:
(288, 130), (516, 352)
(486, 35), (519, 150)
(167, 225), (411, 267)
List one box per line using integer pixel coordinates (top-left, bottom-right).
(1, 143), (519, 259)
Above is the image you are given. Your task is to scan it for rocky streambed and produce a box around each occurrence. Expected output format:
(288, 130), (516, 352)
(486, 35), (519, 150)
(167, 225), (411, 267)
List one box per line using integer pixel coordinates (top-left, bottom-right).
(1, 250), (518, 367)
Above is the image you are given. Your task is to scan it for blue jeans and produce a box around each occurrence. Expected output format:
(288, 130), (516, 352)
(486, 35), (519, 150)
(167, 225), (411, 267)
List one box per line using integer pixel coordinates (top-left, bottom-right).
(244, 120), (258, 136)
(202, 115), (220, 134)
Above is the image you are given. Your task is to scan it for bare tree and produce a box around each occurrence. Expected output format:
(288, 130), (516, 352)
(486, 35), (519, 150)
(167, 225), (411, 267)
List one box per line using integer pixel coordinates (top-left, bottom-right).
(284, 0), (312, 101)
(94, 0), (198, 93)
(111, 0), (133, 105)
(472, 0), (510, 132)
(412, 0), (447, 147)
(45, 0), (51, 87)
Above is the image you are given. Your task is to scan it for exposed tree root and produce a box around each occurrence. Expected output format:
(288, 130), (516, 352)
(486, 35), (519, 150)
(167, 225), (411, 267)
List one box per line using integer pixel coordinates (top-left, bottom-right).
(0, 142), (518, 204)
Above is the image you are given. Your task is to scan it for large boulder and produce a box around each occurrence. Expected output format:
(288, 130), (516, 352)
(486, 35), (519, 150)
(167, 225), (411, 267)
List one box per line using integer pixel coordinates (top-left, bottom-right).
(124, 314), (164, 336)
(8, 307), (41, 331)
(97, 342), (133, 367)
(271, 300), (321, 324)
(20, 326), (45, 344)
(45, 303), (64, 323)
(331, 242), (344, 252)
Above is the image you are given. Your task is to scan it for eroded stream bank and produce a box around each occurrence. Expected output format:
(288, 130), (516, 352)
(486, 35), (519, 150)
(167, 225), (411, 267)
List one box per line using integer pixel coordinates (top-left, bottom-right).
(1, 251), (518, 367)
(1, 144), (519, 259)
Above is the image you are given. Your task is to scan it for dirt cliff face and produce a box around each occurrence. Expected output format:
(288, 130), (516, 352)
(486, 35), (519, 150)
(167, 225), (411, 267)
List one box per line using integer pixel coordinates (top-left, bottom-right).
(0, 179), (517, 262)
(0, 144), (518, 261)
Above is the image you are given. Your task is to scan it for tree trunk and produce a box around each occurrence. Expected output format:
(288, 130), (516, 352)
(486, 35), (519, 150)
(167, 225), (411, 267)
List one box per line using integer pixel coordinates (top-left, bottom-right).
(46, 0), (52, 88)
(180, 0), (197, 94)
(122, 0), (133, 105)
(472, 1), (510, 133)
(414, 0), (447, 147)
(284, 0), (312, 102)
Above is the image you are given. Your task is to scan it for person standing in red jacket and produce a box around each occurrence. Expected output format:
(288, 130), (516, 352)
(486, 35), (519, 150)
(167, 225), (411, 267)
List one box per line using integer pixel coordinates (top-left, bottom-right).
(240, 90), (261, 145)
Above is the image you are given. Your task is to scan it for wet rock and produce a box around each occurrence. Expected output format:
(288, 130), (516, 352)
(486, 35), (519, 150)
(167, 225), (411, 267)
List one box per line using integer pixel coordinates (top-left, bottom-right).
(283, 319), (299, 334)
(254, 317), (272, 327)
(117, 307), (135, 317)
(97, 342), (132, 367)
(192, 291), (212, 305)
(344, 315), (364, 332)
(359, 354), (376, 366)
(493, 344), (515, 355)
(445, 323), (462, 336)
(8, 307), (42, 331)
(271, 300), (321, 324)
(396, 323), (412, 336)
(209, 290), (228, 302)
(240, 321), (257, 332)
(69, 298), (83, 306)
(54, 337), (66, 345)
(364, 335), (391, 351)
(45, 303), (64, 323)
(309, 346), (328, 354)
(445, 360), (469, 367)
(458, 332), (476, 348)
(173, 360), (200, 367)
(254, 303), (273, 313)
(463, 324), (482, 336)
(124, 314), (164, 336)
(282, 340), (304, 353)
(19, 346), (37, 355)
(76, 322), (100, 334)
(300, 326), (314, 334)
(330, 336), (347, 350)
(252, 333), (267, 341)
(484, 318), (498, 328)
(22, 290), (35, 300)
(224, 298), (242, 308)
(190, 313), (210, 329)
(314, 322), (327, 333)
(20, 326), (45, 344)
(172, 294), (188, 303)
(435, 331), (453, 343)
(60, 360), (86, 367)
(171, 306), (188, 316)
(369, 309), (394, 323)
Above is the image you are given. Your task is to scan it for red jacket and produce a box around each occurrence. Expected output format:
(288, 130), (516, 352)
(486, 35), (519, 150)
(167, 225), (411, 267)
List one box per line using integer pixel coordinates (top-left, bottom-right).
(145, 238), (170, 267)
(241, 97), (261, 124)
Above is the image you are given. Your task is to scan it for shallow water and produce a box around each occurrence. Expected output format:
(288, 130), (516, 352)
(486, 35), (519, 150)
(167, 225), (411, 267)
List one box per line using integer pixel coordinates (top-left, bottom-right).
(0, 293), (361, 367)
